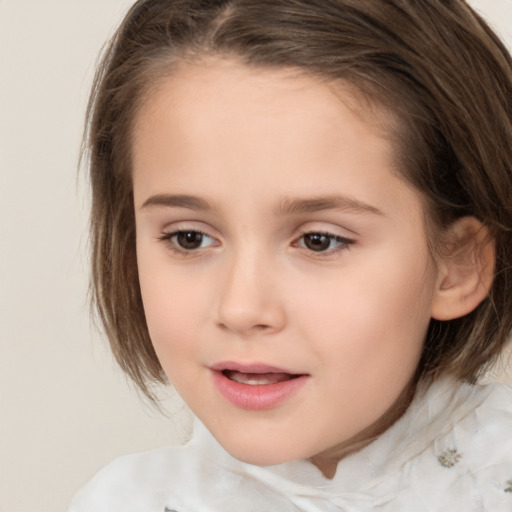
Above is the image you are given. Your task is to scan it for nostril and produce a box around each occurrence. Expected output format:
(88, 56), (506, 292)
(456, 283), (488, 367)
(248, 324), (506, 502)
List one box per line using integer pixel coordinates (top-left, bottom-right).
(217, 321), (272, 334)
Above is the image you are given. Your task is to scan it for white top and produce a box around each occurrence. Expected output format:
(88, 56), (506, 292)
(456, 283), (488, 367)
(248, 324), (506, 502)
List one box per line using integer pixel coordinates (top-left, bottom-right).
(69, 378), (512, 511)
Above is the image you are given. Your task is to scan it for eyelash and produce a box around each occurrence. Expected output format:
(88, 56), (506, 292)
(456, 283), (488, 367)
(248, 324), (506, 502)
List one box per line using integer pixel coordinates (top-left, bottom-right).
(157, 229), (355, 256)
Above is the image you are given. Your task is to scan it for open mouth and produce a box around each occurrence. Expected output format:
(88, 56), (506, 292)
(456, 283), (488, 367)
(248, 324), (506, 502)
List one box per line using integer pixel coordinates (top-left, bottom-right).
(222, 370), (301, 386)
(212, 364), (309, 409)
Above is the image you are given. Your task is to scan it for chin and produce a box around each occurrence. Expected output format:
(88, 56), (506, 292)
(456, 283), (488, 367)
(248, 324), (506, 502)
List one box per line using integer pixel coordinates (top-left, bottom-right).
(226, 443), (298, 467)
(210, 426), (312, 467)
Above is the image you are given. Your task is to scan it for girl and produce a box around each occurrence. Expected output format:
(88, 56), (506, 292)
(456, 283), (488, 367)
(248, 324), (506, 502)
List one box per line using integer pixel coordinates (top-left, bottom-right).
(70, 0), (512, 510)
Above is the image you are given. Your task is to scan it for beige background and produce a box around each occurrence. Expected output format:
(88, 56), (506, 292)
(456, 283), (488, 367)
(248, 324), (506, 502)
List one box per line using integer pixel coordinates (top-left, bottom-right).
(0, 1), (511, 511)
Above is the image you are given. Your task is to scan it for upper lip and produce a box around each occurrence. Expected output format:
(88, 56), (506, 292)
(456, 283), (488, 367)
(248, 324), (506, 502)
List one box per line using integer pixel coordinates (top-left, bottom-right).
(209, 361), (304, 375)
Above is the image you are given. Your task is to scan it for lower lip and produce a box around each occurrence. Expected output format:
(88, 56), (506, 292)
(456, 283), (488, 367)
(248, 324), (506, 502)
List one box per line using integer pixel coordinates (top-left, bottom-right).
(211, 370), (308, 410)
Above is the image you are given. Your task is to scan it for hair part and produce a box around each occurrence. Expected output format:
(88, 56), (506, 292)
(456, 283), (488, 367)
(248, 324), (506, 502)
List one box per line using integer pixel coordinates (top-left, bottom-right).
(85, 0), (512, 400)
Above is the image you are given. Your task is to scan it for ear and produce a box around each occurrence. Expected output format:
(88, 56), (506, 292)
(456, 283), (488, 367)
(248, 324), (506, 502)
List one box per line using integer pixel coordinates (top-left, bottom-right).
(431, 217), (495, 321)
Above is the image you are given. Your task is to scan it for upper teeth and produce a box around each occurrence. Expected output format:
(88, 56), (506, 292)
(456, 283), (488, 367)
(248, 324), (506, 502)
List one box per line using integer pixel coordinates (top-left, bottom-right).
(225, 371), (293, 385)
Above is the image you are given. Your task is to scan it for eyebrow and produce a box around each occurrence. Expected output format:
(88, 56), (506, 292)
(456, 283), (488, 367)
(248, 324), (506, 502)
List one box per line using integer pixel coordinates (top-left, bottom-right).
(140, 193), (383, 216)
(275, 195), (384, 216)
(141, 194), (214, 212)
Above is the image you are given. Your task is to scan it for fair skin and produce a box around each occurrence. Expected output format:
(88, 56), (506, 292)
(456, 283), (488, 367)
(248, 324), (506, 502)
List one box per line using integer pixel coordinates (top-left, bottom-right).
(132, 59), (487, 477)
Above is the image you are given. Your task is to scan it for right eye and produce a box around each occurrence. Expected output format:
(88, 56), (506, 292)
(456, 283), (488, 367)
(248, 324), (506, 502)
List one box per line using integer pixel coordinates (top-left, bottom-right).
(295, 231), (354, 254)
(159, 230), (217, 251)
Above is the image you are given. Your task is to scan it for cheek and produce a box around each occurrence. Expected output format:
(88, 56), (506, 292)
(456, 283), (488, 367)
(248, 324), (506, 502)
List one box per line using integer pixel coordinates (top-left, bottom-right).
(294, 249), (434, 369)
(136, 247), (208, 361)
(138, 275), (210, 394)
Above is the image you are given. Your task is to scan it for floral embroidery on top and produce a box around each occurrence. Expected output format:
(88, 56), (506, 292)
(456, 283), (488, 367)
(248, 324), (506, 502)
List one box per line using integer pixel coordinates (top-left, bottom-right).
(437, 448), (462, 468)
(505, 480), (512, 493)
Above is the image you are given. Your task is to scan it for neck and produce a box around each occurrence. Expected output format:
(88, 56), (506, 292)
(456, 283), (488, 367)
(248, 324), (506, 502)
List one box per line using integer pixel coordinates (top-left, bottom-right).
(309, 378), (417, 479)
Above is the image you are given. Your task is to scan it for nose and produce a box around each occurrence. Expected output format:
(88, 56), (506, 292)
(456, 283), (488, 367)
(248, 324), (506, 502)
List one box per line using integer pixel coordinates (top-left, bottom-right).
(216, 249), (286, 336)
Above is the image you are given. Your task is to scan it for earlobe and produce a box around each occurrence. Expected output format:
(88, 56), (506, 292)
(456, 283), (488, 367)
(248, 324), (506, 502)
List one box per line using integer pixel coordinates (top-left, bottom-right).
(431, 217), (495, 321)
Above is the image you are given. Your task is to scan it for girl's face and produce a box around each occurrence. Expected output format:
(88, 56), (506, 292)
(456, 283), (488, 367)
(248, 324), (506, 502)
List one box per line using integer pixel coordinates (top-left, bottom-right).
(133, 59), (441, 474)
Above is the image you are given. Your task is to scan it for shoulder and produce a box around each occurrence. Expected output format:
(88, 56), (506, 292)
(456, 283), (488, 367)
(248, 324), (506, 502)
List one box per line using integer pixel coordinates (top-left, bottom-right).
(459, 379), (512, 454)
(68, 444), (191, 512)
(461, 381), (512, 495)
(66, 419), (299, 512)
(360, 379), (512, 510)
(408, 379), (512, 510)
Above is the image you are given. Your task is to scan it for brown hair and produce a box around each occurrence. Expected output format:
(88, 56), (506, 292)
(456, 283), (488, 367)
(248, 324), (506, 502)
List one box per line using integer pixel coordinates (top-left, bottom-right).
(85, 0), (512, 400)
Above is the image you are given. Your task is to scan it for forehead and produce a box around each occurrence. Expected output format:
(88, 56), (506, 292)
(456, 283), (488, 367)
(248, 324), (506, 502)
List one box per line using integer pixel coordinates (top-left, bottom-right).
(131, 58), (422, 223)
(133, 58), (396, 152)
(134, 60), (394, 152)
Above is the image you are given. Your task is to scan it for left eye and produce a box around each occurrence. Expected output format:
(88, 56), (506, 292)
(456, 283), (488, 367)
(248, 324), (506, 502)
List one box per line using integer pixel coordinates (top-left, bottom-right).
(163, 230), (216, 251)
(298, 232), (352, 252)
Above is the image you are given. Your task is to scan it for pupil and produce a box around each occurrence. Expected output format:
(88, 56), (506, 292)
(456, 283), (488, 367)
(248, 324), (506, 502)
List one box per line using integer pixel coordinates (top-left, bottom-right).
(177, 231), (202, 249)
(305, 233), (330, 251)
